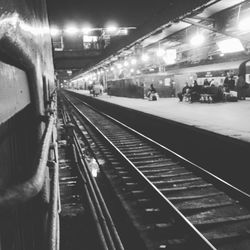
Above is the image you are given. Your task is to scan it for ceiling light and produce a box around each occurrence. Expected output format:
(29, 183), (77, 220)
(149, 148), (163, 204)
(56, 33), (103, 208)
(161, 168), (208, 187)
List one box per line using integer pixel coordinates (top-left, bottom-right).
(82, 27), (92, 34)
(131, 58), (137, 65)
(156, 48), (165, 57)
(117, 63), (122, 69)
(124, 61), (129, 67)
(190, 33), (205, 46)
(238, 18), (250, 31)
(50, 27), (60, 36)
(65, 26), (79, 35)
(217, 38), (244, 53)
(106, 26), (118, 33)
(141, 54), (149, 62)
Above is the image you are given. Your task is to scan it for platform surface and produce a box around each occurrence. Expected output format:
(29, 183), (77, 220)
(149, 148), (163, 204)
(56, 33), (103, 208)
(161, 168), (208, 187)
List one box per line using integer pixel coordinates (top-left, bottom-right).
(71, 90), (250, 143)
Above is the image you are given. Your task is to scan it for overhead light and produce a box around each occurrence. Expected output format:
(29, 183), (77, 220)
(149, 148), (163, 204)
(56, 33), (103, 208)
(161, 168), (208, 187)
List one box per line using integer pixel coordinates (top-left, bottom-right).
(190, 33), (205, 46)
(131, 58), (137, 65)
(141, 54), (149, 62)
(217, 38), (244, 53)
(156, 48), (165, 57)
(130, 69), (135, 73)
(163, 49), (177, 65)
(50, 27), (60, 36)
(121, 28), (128, 35)
(238, 18), (250, 31)
(82, 27), (92, 34)
(65, 26), (79, 35)
(111, 67), (115, 71)
(117, 63), (122, 69)
(124, 61), (129, 67)
(106, 26), (118, 33)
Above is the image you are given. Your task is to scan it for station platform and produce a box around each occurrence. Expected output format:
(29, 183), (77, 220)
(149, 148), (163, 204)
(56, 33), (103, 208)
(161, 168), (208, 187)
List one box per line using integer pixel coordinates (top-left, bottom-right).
(70, 90), (250, 143)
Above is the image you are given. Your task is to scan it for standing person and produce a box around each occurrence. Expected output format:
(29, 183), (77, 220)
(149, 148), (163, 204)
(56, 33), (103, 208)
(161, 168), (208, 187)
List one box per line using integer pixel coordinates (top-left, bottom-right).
(224, 72), (235, 92)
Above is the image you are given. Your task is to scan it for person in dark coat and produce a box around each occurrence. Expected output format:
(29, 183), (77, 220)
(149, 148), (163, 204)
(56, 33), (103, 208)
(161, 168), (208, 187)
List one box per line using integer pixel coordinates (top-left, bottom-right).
(223, 72), (235, 92)
(203, 78), (210, 86)
(177, 82), (190, 101)
(190, 80), (201, 102)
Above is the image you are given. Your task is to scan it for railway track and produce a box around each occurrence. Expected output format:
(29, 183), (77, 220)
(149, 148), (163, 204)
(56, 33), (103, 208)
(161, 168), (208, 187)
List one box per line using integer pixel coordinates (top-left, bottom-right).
(58, 98), (124, 250)
(61, 91), (250, 250)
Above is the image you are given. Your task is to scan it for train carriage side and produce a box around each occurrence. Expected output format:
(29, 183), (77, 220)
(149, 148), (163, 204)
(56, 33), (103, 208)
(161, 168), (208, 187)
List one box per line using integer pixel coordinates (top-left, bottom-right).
(0, 0), (55, 249)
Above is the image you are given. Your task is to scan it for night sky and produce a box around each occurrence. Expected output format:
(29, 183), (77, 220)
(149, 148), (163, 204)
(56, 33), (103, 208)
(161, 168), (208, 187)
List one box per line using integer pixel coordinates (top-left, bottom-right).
(46, 0), (176, 28)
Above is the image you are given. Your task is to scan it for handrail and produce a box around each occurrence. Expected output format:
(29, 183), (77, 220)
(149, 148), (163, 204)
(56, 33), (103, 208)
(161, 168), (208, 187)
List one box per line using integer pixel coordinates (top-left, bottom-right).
(0, 115), (55, 209)
(47, 124), (60, 250)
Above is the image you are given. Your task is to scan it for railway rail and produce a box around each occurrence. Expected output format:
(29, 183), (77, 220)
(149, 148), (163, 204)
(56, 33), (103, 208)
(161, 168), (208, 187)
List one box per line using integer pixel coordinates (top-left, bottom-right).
(58, 98), (124, 250)
(60, 90), (250, 250)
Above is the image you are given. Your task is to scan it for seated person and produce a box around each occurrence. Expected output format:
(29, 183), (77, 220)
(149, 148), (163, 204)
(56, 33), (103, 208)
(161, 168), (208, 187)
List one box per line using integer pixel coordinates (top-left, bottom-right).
(223, 72), (235, 92)
(190, 80), (201, 103)
(206, 84), (224, 102)
(147, 84), (159, 100)
(177, 82), (190, 101)
(203, 78), (210, 87)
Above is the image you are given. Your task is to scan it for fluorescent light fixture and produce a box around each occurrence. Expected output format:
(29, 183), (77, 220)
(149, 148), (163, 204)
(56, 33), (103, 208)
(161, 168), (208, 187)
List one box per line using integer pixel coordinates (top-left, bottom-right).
(141, 54), (149, 62)
(190, 33), (205, 46)
(50, 27), (60, 36)
(121, 28), (128, 35)
(217, 38), (244, 53)
(106, 26), (118, 33)
(238, 18), (250, 31)
(65, 26), (79, 35)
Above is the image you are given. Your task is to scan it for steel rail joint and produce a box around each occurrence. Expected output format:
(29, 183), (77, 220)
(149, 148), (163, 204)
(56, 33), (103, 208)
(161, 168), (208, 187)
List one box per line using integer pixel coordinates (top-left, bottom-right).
(0, 115), (55, 210)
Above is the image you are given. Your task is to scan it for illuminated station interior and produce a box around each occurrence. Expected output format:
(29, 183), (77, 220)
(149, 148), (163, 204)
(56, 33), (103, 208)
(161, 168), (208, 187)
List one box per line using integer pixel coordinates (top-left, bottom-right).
(50, 1), (250, 248)
(1, 0), (250, 249)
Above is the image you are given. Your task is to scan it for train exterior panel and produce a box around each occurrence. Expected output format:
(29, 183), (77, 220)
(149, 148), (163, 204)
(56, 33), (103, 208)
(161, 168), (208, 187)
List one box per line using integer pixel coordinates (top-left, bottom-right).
(0, 0), (54, 249)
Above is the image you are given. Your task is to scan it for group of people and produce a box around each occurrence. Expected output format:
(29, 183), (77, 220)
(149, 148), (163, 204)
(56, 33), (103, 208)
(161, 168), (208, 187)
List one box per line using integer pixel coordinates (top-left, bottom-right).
(178, 73), (248, 103)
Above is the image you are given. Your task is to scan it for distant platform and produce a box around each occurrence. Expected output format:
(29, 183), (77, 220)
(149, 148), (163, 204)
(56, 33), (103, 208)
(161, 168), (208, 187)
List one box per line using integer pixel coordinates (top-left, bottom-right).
(70, 90), (250, 143)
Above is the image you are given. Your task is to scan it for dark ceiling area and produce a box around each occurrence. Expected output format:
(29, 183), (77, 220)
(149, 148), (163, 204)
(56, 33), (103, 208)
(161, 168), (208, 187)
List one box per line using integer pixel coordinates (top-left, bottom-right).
(46, 0), (207, 28)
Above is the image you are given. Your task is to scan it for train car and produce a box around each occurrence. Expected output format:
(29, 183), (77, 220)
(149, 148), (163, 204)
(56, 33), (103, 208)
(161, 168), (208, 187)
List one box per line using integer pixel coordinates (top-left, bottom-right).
(0, 0), (56, 249)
